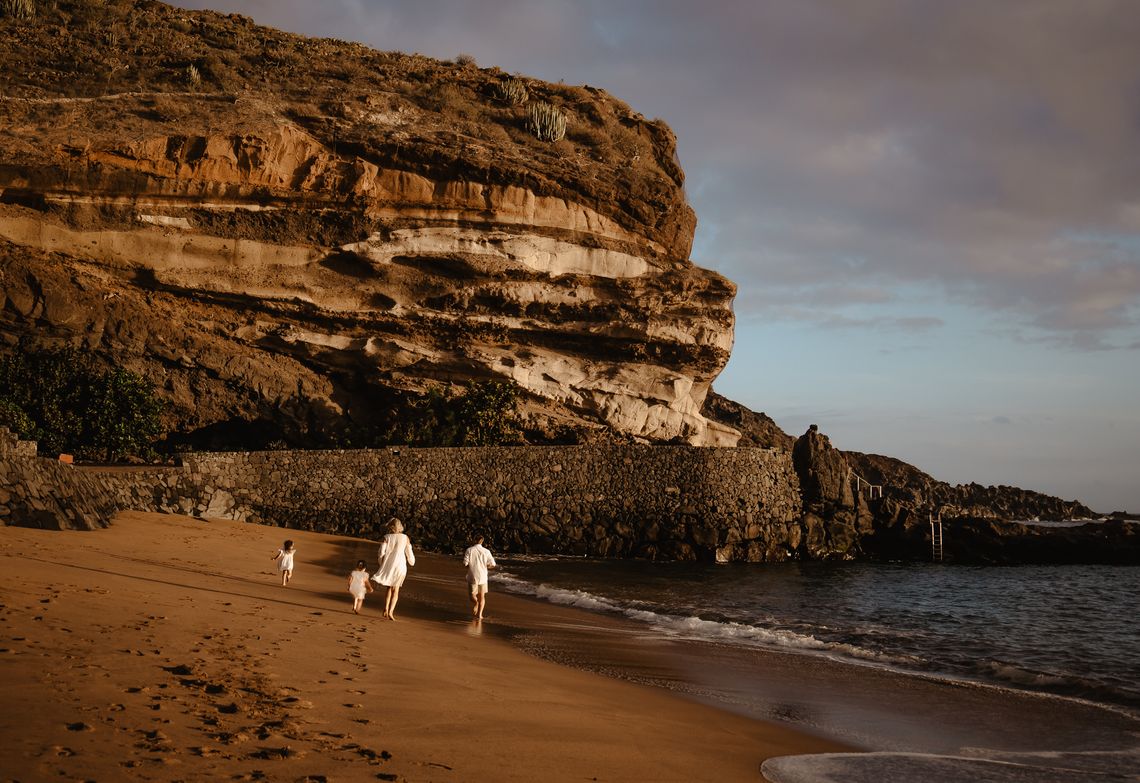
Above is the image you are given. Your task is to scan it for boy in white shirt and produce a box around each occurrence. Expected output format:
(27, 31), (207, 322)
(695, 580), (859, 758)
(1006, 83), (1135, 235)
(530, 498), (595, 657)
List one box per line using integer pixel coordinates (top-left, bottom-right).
(463, 534), (497, 620)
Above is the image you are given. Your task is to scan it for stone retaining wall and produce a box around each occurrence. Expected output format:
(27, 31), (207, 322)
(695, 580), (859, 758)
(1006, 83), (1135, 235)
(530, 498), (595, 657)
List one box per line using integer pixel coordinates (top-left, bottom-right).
(0, 427), (168, 530)
(174, 446), (802, 561)
(3, 431), (804, 561)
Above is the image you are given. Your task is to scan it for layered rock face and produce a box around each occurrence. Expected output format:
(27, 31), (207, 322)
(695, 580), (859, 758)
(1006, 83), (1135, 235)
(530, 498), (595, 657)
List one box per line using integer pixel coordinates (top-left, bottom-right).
(0, 2), (737, 447)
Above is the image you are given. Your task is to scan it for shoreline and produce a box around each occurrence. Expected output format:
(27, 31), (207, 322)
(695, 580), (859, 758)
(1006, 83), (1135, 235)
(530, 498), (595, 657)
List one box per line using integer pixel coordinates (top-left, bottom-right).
(485, 602), (1140, 754)
(476, 561), (1140, 768)
(0, 511), (847, 782)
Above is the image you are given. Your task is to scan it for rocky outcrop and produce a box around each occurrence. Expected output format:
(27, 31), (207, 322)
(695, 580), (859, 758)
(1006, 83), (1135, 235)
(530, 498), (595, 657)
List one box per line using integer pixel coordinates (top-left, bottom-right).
(790, 425), (875, 560)
(784, 426), (1122, 563)
(845, 451), (1095, 521)
(862, 501), (1140, 565)
(701, 391), (793, 450)
(0, 2), (737, 448)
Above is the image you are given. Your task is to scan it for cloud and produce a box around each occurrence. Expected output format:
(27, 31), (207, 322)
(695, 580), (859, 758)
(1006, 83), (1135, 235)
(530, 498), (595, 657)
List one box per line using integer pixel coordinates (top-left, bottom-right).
(992, 416), (1012, 426)
(177, 0), (1140, 349)
(817, 315), (944, 333)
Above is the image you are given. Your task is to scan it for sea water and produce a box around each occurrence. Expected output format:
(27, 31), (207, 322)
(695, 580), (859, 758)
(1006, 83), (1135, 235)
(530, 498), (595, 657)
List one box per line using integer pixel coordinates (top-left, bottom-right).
(493, 557), (1140, 782)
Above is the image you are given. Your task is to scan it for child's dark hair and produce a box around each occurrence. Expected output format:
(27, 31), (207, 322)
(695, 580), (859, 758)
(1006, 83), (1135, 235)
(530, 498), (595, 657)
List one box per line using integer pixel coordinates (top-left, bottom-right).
(283, 540), (294, 550)
(356, 560), (367, 569)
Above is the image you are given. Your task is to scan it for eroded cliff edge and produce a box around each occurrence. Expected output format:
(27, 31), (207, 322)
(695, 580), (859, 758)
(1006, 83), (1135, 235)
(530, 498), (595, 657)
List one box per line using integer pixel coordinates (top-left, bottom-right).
(0, 0), (736, 447)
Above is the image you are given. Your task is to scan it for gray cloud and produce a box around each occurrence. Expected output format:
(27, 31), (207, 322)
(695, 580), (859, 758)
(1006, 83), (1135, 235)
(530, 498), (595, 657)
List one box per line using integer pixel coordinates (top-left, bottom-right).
(817, 315), (944, 333)
(180, 0), (1140, 348)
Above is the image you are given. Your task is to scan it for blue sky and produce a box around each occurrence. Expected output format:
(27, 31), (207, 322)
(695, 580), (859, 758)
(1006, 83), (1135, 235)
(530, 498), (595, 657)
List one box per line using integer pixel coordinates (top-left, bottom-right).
(178, 1), (1140, 512)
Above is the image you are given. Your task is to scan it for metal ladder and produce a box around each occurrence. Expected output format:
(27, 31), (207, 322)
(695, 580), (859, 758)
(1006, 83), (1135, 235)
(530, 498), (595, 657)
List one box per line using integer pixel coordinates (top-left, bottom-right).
(930, 513), (944, 562)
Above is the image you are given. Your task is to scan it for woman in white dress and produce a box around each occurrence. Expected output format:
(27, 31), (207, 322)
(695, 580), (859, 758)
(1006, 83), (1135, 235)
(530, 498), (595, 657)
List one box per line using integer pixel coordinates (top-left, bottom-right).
(372, 517), (415, 620)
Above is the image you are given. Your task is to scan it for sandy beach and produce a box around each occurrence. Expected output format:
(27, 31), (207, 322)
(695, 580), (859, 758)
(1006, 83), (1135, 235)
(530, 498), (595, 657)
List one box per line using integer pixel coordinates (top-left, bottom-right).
(0, 512), (845, 782)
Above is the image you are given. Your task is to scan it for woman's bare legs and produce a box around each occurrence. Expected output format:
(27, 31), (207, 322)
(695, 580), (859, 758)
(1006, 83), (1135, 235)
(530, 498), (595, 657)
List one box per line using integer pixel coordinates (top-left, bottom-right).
(384, 586), (401, 620)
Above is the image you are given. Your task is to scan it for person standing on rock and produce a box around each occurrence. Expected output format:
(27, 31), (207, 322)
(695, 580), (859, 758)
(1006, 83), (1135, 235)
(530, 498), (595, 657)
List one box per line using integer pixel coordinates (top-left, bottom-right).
(463, 534), (497, 621)
(372, 518), (415, 620)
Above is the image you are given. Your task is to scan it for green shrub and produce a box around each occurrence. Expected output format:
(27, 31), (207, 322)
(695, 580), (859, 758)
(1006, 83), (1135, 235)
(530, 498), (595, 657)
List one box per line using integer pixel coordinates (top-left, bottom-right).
(0, 398), (34, 438)
(388, 380), (522, 447)
(81, 367), (165, 463)
(492, 78), (528, 105)
(0, 344), (166, 462)
(526, 101), (566, 142)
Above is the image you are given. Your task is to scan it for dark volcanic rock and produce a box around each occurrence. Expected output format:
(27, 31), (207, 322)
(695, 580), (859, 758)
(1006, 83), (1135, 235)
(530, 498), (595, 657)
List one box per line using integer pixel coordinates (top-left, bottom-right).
(867, 508), (1140, 565)
(792, 425), (854, 514)
(845, 451), (1095, 521)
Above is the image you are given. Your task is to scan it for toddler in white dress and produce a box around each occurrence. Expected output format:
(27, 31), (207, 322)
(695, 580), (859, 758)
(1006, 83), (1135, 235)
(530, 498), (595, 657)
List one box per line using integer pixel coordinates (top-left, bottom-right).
(271, 540), (296, 586)
(347, 560), (374, 614)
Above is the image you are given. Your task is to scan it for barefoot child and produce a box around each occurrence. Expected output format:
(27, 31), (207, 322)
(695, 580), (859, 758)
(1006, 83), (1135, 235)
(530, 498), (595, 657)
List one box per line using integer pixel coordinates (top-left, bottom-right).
(463, 534), (497, 620)
(347, 560), (374, 613)
(271, 540), (296, 586)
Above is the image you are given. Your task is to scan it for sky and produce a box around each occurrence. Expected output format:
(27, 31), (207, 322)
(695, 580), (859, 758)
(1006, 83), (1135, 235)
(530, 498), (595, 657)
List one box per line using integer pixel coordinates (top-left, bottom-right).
(177, 0), (1140, 513)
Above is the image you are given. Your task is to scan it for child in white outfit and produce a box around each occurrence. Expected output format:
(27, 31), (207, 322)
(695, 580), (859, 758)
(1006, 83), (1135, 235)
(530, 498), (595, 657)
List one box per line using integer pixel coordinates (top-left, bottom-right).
(463, 534), (497, 620)
(271, 540), (296, 586)
(347, 560), (374, 614)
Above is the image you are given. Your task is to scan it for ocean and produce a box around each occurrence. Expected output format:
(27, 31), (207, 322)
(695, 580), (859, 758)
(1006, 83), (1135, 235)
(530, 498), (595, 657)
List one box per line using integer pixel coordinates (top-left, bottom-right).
(492, 556), (1140, 782)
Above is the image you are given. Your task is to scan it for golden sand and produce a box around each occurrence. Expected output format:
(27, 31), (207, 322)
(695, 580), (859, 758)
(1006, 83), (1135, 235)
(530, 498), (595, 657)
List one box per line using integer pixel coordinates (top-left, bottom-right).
(0, 512), (845, 782)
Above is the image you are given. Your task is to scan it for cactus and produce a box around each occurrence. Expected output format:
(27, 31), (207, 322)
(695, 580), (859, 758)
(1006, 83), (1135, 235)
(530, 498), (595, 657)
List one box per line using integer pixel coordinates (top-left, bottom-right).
(493, 78), (528, 106)
(1, 0), (35, 19)
(186, 64), (201, 87)
(527, 101), (566, 143)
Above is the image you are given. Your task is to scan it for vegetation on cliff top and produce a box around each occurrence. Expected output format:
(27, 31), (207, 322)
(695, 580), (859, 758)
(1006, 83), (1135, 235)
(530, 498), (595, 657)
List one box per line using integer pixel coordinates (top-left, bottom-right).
(0, 0), (692, 252)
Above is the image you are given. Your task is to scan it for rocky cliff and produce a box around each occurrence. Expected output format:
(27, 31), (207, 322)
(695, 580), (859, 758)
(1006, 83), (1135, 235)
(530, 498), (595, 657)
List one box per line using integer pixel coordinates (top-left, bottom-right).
(0, 0), (737, 448)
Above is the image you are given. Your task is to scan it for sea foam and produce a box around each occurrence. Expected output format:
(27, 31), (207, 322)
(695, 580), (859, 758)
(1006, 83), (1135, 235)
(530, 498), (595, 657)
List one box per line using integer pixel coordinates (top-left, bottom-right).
(493, 571), (899, 664)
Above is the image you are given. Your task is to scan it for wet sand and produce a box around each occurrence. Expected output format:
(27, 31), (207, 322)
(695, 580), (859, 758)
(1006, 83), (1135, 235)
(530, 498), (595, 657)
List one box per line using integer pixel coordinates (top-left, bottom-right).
(0, 511), (845, 782)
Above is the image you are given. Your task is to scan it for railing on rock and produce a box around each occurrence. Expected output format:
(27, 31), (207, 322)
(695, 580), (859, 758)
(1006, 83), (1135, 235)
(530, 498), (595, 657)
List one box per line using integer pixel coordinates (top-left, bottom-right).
(848, 468), (883, 501)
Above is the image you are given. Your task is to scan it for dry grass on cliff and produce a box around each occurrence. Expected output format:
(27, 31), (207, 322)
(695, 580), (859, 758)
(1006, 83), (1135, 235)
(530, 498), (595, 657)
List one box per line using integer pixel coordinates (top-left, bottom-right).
(0, 0), (688, 244)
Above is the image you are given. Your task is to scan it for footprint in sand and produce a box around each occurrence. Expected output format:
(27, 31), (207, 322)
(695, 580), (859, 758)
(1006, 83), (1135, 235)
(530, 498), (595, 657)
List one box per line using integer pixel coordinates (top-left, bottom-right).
(281, 697), (313, 710)
(190, 745), (221, 757)
(66, 722), (93, 732)
(247, 745), (302, 760)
